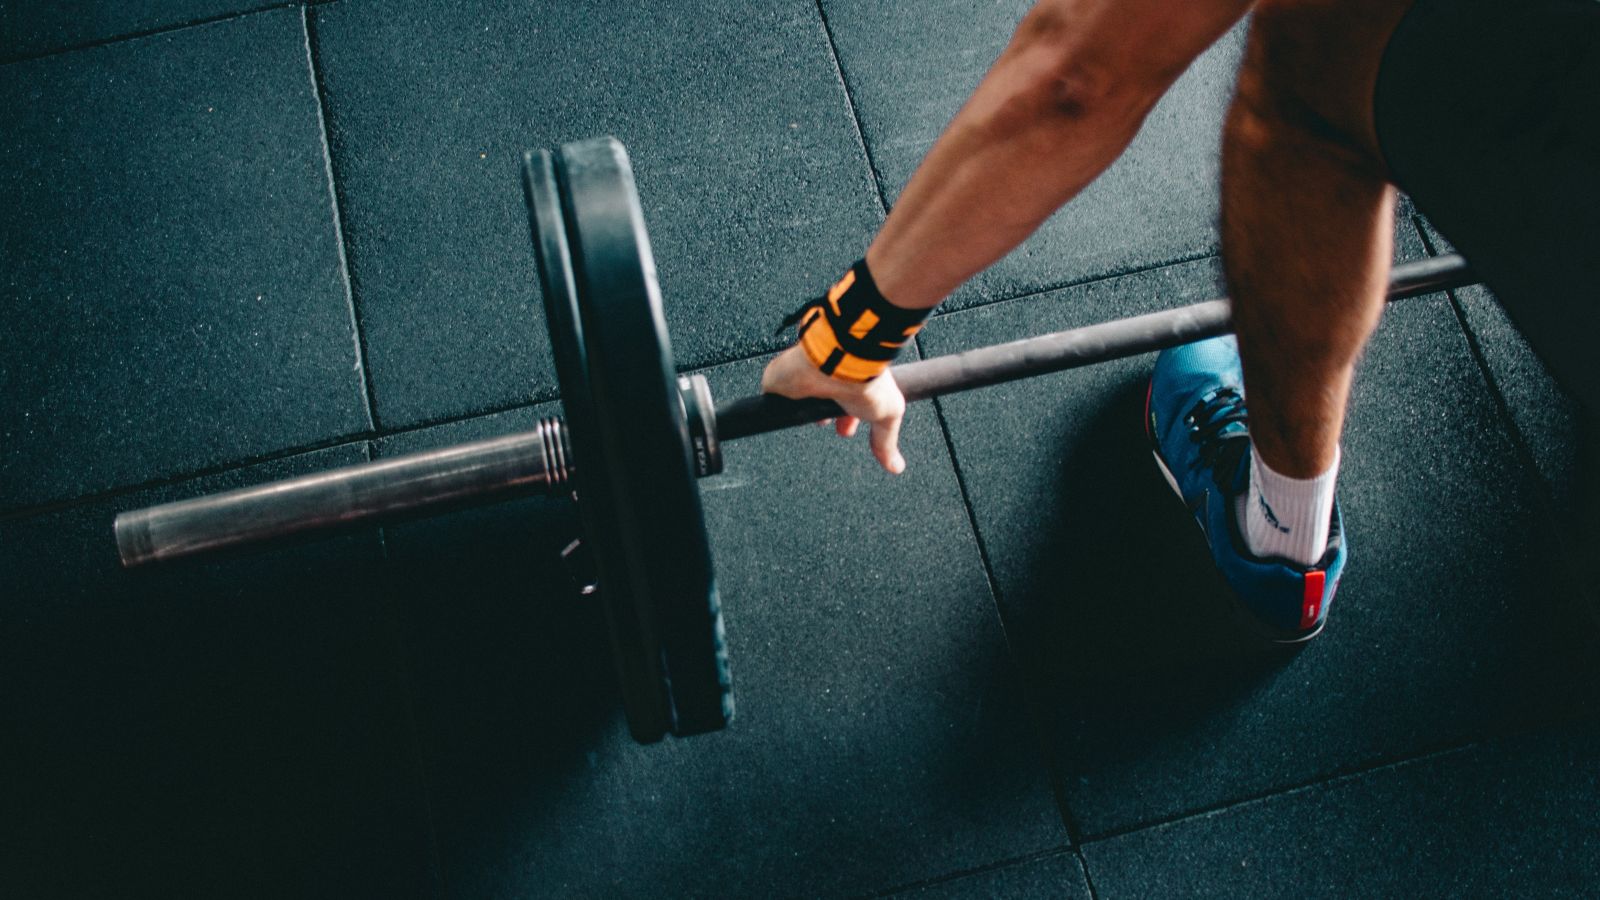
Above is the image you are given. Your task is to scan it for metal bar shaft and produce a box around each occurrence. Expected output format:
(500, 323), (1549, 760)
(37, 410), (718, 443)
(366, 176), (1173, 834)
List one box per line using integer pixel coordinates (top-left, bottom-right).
(115, 419), (571, 567)
(714, 253), (1477, 440)
(116, 254), (1475, 567)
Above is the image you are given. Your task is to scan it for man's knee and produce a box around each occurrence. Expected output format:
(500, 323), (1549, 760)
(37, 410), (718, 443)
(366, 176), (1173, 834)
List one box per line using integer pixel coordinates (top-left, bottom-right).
(1230, 0), (1414, 169)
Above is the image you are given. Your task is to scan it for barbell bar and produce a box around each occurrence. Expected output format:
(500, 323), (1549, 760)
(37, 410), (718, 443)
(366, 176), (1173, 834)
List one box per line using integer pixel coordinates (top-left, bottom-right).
(114, 250), (1475, 566)
(112, 137), (1480, 743)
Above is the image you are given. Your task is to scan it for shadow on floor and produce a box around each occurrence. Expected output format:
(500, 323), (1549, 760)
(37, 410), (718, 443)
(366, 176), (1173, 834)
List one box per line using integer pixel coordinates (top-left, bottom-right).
(995, 376), (1302, 766)
(1, 471), (436, 899)
(381, 493), (620, 864)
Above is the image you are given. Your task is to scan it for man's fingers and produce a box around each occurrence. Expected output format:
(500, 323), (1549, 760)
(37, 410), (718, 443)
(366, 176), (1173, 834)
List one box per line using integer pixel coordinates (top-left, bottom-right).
(869, 412), (906, 475)
(764, 345), (907, 472)
(759, 355), (784, 394)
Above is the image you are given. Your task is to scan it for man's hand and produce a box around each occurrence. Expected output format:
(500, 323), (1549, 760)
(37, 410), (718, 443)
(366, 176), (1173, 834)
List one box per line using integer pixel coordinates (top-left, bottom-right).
(760, 345), (907, 474)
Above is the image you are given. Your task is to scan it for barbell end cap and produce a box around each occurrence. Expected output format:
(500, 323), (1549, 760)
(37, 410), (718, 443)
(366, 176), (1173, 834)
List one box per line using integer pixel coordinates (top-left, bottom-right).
(114, 510), (157, 568)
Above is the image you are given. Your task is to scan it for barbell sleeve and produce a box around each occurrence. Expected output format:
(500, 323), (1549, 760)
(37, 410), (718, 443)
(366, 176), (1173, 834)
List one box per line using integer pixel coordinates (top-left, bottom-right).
(115, 418), (573, 567)
(713, 253), (1476, 440)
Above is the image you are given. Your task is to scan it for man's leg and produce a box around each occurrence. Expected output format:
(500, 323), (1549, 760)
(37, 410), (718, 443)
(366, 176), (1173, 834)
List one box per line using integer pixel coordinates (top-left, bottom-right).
(1145, 0), (1414, 640)
(1220, 0), (1414, 565)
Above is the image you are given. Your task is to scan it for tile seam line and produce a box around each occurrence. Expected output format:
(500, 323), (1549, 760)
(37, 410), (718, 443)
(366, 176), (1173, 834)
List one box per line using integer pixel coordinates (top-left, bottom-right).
(0, 245), (1216, 523)
(1074, 846), (1103, 900)
(677, 251), (1224, 377)
(921, 335), (1092, 845)
(856, 846), (1076, 900)
(0, 387), (576, 523)
(1414, 216), (1597, 630)
(0, 245), (1218, 521)
(0, 1), (334, 68)
(0, 430), (375, 524)
(812, 0), (892, 216)
(1075, 729), (1525, 846)
(302, 6), (381, 432)
(929, 249), (1222, 323)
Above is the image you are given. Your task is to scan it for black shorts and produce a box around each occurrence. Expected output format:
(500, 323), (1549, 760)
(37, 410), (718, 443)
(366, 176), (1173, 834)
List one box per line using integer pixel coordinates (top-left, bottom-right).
(1375, 0), (1600, 403)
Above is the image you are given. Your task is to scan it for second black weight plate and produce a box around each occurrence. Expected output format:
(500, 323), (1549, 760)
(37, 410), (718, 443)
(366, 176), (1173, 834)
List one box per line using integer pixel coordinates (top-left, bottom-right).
(525, 137), (733, 739)
(523, 146), (672, 743)
(558, 137), (733, 738)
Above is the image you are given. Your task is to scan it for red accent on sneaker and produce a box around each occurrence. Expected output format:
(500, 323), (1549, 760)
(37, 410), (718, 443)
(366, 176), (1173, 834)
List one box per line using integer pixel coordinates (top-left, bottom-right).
(1300, 570), (1326, 630)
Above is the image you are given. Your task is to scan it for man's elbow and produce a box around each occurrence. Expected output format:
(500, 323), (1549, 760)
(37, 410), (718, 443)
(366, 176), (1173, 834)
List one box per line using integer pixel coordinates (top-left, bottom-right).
(993, 54), (1159, 141)
(1000, 15), (1168, 133)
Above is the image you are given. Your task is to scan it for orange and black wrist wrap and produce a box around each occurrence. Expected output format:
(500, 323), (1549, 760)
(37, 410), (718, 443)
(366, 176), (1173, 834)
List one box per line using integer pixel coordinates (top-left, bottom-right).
(778, 260), (930, 382)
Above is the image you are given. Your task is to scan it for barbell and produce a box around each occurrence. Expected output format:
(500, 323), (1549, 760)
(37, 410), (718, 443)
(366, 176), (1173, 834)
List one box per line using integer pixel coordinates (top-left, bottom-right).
(113, 136), (1479, 743)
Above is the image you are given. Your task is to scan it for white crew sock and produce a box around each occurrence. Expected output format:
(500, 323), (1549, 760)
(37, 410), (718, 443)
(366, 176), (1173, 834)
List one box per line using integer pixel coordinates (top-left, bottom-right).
(1233, 444), (1339, 567)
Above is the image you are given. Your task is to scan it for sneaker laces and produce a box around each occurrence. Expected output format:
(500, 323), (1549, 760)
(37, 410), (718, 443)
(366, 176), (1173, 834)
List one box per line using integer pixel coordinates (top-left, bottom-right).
(1186, 387), (1250, 488)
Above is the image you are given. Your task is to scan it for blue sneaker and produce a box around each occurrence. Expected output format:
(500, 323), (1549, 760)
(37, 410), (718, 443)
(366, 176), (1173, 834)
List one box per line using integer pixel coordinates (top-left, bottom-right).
(1145, 335), (1347, 643)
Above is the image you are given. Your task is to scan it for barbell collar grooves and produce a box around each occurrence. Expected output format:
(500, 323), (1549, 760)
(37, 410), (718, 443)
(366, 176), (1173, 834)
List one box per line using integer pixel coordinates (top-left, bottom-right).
(714, 254), (1475, 441)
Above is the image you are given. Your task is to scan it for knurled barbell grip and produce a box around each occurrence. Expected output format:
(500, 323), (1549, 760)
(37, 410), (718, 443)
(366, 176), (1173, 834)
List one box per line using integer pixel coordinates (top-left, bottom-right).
(713, 253), (1477, 441)
(115, 417), (573, 567)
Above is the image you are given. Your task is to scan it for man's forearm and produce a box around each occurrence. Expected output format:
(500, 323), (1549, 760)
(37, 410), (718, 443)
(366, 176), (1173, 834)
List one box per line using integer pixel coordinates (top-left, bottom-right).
(864, 0), (1252, 309)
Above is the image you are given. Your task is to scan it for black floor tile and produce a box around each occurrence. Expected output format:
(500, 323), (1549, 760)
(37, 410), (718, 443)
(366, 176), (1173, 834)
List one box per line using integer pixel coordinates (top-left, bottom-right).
(0, 445), (437, 900)
(1, 9), (370, 512)
(883, 853), (1091, 899)
(378, 357), (1064, 898)
(0, 0), (288, 61)
(372, 405), (620, 900)
(919, 234), (1600, 836)
(1080, 716), (1600, 898)
(1413, 218), (1587, 522)
(820, 0), (1244, 308)
(1450, 281), (1583, 509)
(310, 0), (882, 429)
(1413, 219), (1599, 633)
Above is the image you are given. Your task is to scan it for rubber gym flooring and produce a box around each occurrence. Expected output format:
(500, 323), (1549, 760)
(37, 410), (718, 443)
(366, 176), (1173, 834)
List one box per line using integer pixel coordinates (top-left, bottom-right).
(3, 2), (1597, 897)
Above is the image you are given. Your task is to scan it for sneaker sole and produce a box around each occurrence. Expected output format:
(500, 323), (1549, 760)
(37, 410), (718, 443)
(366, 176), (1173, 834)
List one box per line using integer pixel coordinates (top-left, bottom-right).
(1145, 378), (1324, 645)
